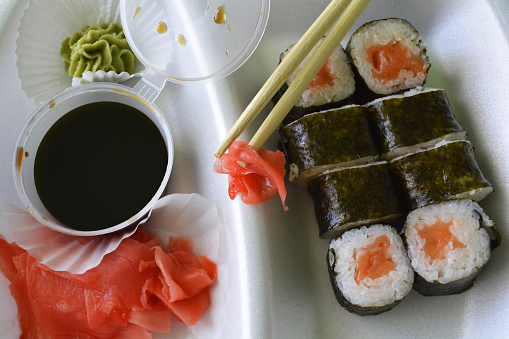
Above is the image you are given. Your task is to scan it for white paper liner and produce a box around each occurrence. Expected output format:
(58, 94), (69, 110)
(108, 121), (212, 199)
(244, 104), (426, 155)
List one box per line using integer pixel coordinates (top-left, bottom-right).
(71, 70), (143, 87)
(0, 273), (20, 339)
(144, 194), (228, 339)
(0, 200), (140, 274)
(0, 193), (227, 338)
(15, 0), (145, 104)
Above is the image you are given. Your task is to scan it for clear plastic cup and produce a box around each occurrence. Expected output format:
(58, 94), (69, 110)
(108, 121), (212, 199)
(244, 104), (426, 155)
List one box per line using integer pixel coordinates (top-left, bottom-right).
(121, 0), (271, 82)
(13, 83), (174, 236)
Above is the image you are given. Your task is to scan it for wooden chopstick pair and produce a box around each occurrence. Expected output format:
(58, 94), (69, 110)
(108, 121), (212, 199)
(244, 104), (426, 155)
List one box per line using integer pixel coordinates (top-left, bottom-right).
(214, 0), (370, 158)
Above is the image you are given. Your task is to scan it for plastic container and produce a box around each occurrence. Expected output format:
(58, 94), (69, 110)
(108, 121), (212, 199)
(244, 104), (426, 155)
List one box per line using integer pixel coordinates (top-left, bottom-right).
(13, 83), (174, 236)
(121, 0), (271, 83)
(13, 0), (269, 235)
(121, 0), (271, 101)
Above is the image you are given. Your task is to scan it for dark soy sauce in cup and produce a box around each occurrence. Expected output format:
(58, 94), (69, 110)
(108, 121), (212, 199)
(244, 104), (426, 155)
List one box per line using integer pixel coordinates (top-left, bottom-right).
(34, 101), (168, 231)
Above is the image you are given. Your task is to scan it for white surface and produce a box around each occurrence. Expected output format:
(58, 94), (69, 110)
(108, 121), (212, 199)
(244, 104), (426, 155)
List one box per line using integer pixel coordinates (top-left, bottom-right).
(1, 0), (509, 338)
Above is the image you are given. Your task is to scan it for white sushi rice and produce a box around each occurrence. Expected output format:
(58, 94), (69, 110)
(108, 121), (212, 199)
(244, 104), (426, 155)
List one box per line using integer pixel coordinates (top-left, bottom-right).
(390, 138), (456, 161)
(405, 200), (491, 284)
(349, 18), (428, 95)
(381, 131), (466, 161)
(282, 40), (355, 108)
(299, 154), (379, 180)
(367, 86), (434, 103)
(329, 224), (413, 308)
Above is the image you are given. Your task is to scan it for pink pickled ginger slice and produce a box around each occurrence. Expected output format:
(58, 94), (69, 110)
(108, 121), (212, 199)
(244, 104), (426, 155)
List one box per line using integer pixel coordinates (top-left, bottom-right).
(213, 141), (288, 210)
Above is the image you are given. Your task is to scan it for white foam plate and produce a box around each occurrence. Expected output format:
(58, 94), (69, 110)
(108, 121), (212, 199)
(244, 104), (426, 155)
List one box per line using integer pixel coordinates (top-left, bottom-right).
(1, 0), (509, 338)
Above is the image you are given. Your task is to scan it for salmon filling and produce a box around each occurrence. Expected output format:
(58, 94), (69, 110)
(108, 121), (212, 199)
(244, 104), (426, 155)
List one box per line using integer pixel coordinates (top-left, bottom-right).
(308, 59), (334, 89)
(417, 220), (465, 261)
(367, 43), (429, 83)
(354, 235), (395, 284)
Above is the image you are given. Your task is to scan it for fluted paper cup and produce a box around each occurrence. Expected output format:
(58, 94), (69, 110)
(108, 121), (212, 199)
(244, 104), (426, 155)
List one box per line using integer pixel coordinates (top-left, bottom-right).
(15, 0), (144, 104)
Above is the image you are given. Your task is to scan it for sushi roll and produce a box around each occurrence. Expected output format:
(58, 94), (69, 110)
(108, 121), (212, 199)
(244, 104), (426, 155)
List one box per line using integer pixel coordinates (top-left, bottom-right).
(273, 38), (356, 126)
(366, 88), (466, 160)
(308, 161), (404, 238)
(347, 18), (430, 104)
(389, 140), (492, 210)
(328, 224), (414, 315)
(404, 200), (495, 296)
(279, 105), (379, 182)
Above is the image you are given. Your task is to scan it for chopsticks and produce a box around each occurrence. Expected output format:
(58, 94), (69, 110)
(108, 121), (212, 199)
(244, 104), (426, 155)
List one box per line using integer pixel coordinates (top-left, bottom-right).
(214, 0), (370, 158)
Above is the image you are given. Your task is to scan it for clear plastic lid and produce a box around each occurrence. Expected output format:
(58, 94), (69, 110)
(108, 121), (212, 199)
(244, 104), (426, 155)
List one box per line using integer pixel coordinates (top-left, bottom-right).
(120, 0), (270, 82)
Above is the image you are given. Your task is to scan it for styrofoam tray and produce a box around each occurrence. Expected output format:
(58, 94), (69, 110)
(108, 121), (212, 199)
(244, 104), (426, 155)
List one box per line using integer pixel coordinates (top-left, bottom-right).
(1, 0), (509, 338)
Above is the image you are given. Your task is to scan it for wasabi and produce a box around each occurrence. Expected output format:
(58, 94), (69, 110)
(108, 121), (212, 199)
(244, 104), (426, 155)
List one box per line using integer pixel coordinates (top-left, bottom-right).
(60, 23), (136, 78)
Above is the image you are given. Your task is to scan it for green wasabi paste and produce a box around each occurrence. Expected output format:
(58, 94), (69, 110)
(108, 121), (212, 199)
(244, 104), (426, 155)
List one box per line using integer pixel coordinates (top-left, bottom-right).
(60, 22), (137, 78)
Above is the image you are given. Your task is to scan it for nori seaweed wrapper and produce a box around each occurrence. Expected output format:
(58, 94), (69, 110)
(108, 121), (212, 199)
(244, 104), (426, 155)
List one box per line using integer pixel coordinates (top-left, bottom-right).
(486, 223), (503, 250)
(346, 18), (430, 105)
(279, 106), (379, 180)
(390, 141), (492, 210)
(366, 89), (466, 158)
(412, 271), (479, 296)
(327, 248), (401, 315)
(308, 162), (404, 238)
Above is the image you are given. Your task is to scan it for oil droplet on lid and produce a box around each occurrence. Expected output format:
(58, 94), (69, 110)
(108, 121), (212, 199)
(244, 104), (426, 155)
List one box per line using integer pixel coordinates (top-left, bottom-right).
(214, 5), (226, 24)
(49, 101), (56, 109)
(133, 6), (141, 20)
(16, 147), (23, 172)
(156, 21), (167, 34)
(176, 34), (187, 46)
(225, 48), (229, 56)
(25, 151), (29, 157)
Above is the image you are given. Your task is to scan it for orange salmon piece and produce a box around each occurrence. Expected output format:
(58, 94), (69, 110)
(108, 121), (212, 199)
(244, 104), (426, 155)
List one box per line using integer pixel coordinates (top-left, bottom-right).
(354, 235), (395, 284)
(307, 59), (334, 89)
(367, 43), (429, 83)
(417, 220), (465, 261)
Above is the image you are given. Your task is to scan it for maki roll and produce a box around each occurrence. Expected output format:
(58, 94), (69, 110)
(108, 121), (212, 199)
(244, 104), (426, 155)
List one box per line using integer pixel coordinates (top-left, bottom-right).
(308, 161), (404, 238)
(279, 105), (379, 182)
(347, 18), (430, 104)
(366, 88), (466, 160)
(404, 200), (495, 296)
(390, 140), (492, 210)
(273, 39), (356, 125)
(328, 224), (414, 315)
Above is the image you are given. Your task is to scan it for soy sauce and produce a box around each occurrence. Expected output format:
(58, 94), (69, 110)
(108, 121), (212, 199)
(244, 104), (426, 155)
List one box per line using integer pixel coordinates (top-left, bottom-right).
(34, 102), (168, 231)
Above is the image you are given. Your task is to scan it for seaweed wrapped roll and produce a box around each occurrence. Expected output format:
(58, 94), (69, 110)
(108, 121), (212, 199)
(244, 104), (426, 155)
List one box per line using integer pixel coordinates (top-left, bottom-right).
(308, 161), (404, 238)
(347, 18), (430, 103)
(273, 39), (356, 125)
(279, 105), (379, 182)
(366, 88), (466, 160)
(328, 224), (414, 315)
(390, 140), (492, 210)
(404, 200), (495, 296)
